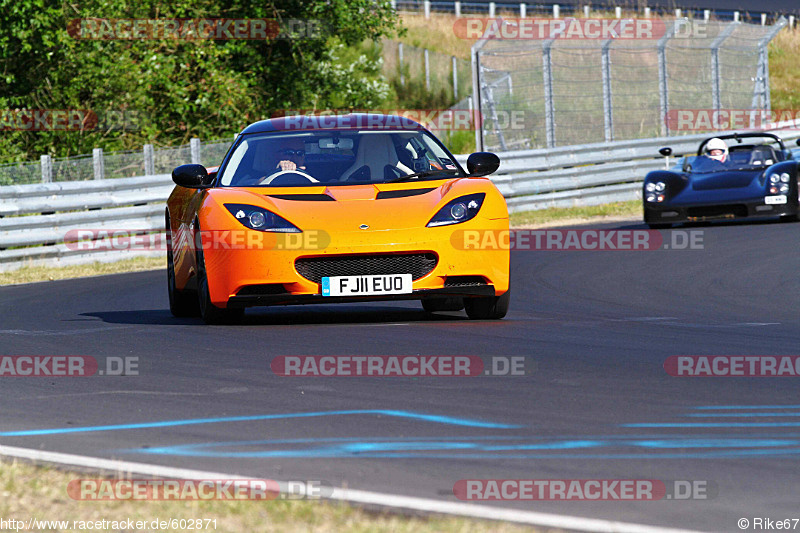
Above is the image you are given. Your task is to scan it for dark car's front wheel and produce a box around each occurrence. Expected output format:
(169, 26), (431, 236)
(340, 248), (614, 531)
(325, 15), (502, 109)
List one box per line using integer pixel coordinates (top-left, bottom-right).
(464, 288), (510, 320)
(196, 240), (244, 325)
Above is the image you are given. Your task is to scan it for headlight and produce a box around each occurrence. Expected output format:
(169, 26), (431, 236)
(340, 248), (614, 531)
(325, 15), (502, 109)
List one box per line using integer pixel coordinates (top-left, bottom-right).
(646, 194), (656, 202)
(770, 174), (780, 184)
(781, 173), (791, 183)
(780, 184), (790, 193)
(645, 183), (656, 192)
(654, 181), (666, 192)
(224, 204), (301, 233)
(427, 193), (485, 227)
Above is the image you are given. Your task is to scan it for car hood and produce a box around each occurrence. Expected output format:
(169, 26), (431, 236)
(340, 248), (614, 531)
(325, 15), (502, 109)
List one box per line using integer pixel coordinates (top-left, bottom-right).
(690, 170), (762, 191)
(204, 180), (496, 231)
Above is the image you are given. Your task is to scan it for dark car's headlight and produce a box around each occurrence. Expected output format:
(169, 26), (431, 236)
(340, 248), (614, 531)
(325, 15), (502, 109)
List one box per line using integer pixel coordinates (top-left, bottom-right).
(767, 172), (791, 194)
(225, 204), (301, 233)
(645, 181), (666, 202)
(427, 193), (485, 227)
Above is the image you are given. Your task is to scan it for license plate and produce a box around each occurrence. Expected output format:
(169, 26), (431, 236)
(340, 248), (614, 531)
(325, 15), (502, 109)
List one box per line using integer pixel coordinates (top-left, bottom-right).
(766, 195), (787, 205)
(322, 274), (413, 296)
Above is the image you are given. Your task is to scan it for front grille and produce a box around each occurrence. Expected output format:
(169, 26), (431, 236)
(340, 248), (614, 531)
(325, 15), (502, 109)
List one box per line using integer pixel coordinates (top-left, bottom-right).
(295, 253), (437, 283)
(444, 276), (487, 287)
(236, 284), (288, 296)
(686, 205), (747, 218)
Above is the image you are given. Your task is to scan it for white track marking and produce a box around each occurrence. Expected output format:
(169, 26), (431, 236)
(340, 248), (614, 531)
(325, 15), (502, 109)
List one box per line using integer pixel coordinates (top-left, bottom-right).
(0, 444), (707, 533)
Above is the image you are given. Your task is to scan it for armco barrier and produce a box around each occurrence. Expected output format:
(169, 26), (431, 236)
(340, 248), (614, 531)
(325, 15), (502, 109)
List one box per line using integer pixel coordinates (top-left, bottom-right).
(1, 127), (799, 271)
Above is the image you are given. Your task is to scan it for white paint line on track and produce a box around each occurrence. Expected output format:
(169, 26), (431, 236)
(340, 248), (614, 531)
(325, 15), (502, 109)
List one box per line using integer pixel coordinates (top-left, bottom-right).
(0, 444), (710, 533)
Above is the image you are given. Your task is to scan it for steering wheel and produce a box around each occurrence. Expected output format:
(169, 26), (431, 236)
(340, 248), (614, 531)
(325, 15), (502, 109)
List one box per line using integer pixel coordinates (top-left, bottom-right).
(259, 169), (318, 185)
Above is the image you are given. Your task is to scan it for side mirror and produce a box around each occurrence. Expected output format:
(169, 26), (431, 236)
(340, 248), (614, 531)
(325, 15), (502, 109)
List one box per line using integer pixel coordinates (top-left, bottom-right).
(466, 152), (500, 177)
(796, 139), (800, 147)
(172, 164), (214, 189)
(659, 147), (672, 157)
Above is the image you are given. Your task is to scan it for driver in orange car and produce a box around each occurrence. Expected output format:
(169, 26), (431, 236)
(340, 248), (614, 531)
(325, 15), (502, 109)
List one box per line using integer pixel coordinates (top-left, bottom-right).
(274, 141), (307, 172)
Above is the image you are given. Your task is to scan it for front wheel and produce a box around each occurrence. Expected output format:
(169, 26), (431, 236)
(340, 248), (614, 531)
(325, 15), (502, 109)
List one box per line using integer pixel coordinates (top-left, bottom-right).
(196, 243), (244, 325)
(464, 288), (510, 320)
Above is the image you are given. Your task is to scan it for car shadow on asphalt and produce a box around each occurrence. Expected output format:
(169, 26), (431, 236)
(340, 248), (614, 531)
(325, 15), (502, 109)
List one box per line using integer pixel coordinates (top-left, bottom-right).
(82, 306), (471, 326)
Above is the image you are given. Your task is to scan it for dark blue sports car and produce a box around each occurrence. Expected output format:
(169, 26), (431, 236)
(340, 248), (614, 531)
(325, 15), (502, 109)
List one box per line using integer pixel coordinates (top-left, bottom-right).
(643, 133), (800, 229)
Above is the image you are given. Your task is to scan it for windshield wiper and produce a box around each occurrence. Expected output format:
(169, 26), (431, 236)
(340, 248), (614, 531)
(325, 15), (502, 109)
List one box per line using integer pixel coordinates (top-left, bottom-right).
(386, 169), (460, 183)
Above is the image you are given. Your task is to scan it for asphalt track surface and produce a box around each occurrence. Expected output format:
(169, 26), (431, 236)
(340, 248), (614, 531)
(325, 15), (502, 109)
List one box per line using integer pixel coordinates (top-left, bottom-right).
(2, 219), (800, 532)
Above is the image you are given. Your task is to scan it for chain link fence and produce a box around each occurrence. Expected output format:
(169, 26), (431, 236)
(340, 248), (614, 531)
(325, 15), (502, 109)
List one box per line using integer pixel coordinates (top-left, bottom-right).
(473, 18), (787, 152)
(383, 40), (472, 102)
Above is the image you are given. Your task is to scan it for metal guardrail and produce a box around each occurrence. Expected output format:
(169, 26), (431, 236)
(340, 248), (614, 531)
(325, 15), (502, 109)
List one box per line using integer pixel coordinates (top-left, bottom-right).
(2, 127), (799, 271)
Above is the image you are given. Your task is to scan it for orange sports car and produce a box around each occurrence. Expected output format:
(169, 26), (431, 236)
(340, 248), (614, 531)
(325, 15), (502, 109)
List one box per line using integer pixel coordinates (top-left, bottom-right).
(166, 114), (510, 324)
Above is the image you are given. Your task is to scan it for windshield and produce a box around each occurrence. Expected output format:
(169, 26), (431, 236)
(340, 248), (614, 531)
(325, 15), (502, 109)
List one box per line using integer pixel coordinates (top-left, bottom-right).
(689, 144), (781, 174)
(219, 130), (461, 187)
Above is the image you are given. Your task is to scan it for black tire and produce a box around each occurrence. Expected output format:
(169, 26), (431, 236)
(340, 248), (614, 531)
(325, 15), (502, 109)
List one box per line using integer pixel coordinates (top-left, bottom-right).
(196, 237), (244, 325)
(422, 297), (464, 313)
(464, 288), (510, 320)
(166, 215), (200, 317)
(780, 213), (800, 223)
(168, 248), (201, 317)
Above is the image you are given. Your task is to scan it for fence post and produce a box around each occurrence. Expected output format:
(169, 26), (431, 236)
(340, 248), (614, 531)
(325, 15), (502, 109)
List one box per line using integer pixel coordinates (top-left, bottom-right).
(615, 6), (621, 18)
(711, 22), (739, 117)
(190, 138), (201, 165)
(542, 39), (556, 148)
(644, 7), (651, 18)
(40, 155), (52, 183)
(583, 5), (590, 18)
(455, 1), (461, 17)
(675, 9), (681, 18)
(761, 13), (767, 25)
(601, 39), (614, 142)
(424, 49), (430, 91)
(789, 16), (795, 29)
(519, 3), (526, 18)
(398, 43), (405, 86)
(489, 2), (495, 17)
(704, 10), (710, 21)
(734, 11), (740, 22)
(657, 21), (673, 136)
(452, 56), (458, 100)
(553, 4), (559, 18)
(93, 148), (104, 180)
(143, 144), (154, 176)
(424, 0), (430, 18)
(471, 48), (483, 151)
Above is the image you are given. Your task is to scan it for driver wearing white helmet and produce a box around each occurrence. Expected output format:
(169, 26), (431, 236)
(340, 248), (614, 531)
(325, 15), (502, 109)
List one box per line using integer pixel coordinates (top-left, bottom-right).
(705, 137), (728, 163)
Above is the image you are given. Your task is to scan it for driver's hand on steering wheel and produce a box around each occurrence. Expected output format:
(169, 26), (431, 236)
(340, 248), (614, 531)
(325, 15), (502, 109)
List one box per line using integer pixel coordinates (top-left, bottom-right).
(277, 160), (306, 172)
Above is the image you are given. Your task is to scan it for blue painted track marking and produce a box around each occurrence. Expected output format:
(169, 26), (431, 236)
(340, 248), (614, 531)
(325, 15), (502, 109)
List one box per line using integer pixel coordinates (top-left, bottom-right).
(0, 409), (521, 437)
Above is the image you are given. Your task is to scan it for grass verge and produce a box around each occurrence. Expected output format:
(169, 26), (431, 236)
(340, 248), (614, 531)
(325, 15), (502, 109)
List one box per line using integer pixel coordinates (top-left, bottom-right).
(510, 200), (640, 228)
(0, 256), (164, 286)
(0, 459), (539, 533)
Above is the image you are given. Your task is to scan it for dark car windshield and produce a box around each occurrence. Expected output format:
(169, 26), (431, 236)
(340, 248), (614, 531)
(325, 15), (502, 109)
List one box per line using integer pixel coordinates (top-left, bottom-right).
(689, 144), (780, 174)
(219, 130), (462, 187)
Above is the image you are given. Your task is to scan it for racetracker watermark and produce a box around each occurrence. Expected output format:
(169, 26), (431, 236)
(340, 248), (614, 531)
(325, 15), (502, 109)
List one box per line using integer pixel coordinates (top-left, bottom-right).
(451, 229), (704, 251)
(665, 356), (800, 377)
(0, 356), (138, 377)
(67, 18), (326, 40)
(666, 109), (800, 132)
(68, 479), (333, 500)
(453, 479), (714, 501)
(0, 109), (142, 132)
(453, 18), (714, 40)
(271, 355), (534, 377)
(272, 109), (528, 131)
(63, 229), (330, 252)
